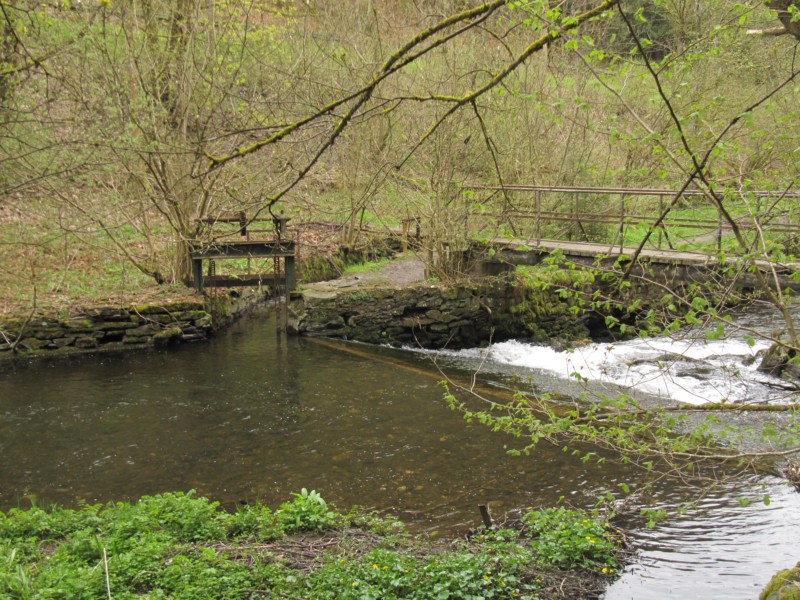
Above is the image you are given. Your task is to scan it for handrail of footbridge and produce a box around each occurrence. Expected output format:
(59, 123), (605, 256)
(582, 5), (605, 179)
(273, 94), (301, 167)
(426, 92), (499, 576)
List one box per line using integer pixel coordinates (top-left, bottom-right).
(462, 184), (800, 253)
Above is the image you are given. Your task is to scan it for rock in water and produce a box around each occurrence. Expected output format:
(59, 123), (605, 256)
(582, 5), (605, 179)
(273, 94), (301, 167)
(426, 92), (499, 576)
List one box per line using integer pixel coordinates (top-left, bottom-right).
(760, 561), (800, 600)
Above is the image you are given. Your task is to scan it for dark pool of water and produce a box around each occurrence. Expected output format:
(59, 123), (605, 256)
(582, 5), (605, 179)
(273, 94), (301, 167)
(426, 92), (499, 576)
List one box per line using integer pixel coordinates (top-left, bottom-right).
(0, 310), (631, 528)
(1, 308), (798, 598)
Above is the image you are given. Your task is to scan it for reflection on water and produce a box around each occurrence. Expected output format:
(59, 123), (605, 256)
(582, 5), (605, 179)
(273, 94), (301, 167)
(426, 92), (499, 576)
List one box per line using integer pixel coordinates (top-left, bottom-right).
(1, 308), (799, 598)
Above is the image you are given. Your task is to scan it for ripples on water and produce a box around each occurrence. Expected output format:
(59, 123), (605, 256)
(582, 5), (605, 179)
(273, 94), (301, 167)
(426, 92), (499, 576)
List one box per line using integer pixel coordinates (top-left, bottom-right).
(604, 481), (800, 600)
(1, 307), (799, 598)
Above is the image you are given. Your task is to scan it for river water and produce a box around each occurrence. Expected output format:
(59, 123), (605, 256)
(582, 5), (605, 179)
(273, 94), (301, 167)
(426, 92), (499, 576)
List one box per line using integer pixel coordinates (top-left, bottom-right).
(1, 307), (799, 598)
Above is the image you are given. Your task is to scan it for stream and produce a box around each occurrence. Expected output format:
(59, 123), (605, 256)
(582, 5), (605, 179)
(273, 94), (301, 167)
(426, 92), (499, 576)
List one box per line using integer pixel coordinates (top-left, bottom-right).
(1, 306), (799, 598)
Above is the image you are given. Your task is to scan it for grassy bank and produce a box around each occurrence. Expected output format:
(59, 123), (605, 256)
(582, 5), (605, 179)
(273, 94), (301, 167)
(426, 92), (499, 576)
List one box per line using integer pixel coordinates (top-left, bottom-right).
(0, 490), (626, 599)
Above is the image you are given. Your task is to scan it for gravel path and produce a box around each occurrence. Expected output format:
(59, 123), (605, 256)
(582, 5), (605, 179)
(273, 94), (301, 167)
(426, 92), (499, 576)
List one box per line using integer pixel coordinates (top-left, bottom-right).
(306, 255), (427, 292)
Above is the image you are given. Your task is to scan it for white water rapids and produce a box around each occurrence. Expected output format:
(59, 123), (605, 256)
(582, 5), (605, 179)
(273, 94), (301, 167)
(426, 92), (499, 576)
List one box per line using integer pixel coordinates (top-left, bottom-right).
(464, 335), (783, 405)
(418, 301), (796, 406)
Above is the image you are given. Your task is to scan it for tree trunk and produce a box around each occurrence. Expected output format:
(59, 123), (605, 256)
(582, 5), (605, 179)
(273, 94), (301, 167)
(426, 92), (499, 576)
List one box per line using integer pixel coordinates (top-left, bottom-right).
(765, 1), (800, 40)
(174, 236), (194, 286)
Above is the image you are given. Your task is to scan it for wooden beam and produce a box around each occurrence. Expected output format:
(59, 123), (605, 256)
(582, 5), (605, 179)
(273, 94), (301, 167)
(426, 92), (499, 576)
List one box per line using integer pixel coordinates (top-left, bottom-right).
(190, 240), (296, 259)
(202, 274), (281, 287)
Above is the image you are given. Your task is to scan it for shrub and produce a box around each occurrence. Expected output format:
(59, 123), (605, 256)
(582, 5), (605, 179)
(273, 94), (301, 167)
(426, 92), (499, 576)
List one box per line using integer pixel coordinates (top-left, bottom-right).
(276, 488), (338, 533)
(523, 507), (617, 572)
(222, 501), (283, 541)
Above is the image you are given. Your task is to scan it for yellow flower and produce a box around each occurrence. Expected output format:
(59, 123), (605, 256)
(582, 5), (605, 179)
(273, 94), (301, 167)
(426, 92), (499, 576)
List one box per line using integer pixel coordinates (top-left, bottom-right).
(373, 564), (379, 570)
(383, 566), (389, 570)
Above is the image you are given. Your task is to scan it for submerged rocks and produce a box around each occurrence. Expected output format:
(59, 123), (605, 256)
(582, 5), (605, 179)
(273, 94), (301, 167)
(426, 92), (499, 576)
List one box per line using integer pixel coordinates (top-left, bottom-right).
(758, 342), (800, 381)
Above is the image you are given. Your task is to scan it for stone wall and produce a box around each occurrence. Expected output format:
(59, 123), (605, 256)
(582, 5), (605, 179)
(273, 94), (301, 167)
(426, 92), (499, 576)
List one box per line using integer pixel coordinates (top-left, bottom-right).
(0, 301), (214, 357)
(288, 279), (592, 349)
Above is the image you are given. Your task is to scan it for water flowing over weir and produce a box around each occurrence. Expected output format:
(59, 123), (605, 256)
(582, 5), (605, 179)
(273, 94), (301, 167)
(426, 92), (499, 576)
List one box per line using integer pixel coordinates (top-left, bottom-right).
(424, 298), (798, 406)
(1, 306), (799, 598)
(432, 336), (783, 406)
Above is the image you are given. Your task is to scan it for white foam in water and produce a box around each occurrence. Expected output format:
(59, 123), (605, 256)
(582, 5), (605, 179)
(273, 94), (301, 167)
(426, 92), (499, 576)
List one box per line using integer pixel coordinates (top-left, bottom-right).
(480, 336), (777, 405)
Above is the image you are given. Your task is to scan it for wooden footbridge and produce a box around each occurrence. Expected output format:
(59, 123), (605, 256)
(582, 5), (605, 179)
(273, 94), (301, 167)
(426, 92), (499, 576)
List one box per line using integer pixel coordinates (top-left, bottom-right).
(460, 185), (800, 291)
(187, 185), (800, 294)
(189, 212), (296, 294)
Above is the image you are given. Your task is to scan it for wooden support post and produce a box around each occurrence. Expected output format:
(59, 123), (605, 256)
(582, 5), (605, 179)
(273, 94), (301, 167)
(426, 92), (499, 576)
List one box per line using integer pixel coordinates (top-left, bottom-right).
(274, 256), (283, 335)
(284, 256), (296, 292)
(478, 504), (493, 529)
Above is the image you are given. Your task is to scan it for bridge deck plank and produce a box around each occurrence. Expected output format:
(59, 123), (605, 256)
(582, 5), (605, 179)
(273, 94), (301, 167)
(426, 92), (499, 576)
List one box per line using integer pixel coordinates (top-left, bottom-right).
(491, 238), (798, 274)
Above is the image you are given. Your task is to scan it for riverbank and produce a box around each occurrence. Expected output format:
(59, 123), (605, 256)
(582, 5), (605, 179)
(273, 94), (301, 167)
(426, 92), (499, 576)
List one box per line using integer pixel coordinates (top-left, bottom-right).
(0, 226), (400, 359)
(0, 490), (629, 599)
(0, 289), (274, 359)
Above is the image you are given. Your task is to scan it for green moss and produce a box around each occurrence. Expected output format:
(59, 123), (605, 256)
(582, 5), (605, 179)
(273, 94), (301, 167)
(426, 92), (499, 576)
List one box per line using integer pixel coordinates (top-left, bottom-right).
(299, 255), (345, 283)
(19, 338), (49, 350)
(761, 563), (800, 600)
(132, 302), (203, 316)
(152, 327), (184, 347)
(64, 319), (94, 330)
(342, 292), (374, 303)
(174, 310), (209, 321)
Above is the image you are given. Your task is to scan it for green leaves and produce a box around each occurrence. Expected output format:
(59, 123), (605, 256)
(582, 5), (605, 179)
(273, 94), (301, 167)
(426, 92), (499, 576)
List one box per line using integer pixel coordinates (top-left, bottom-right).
(523, 507), (618, 572)
(0, 489), (625, 599)
(640, 508), (668, 529)
(277, 488), (339, 533)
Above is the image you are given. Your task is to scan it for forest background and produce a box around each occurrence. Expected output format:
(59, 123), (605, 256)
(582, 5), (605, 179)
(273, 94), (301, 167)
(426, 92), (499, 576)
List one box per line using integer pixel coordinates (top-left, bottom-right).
(2, 0), (800, 316)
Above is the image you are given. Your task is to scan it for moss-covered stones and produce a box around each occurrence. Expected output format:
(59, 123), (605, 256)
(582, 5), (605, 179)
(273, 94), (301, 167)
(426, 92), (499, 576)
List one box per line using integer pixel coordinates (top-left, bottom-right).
(0, 304), (214, 358)
(761, 562), (800, 600)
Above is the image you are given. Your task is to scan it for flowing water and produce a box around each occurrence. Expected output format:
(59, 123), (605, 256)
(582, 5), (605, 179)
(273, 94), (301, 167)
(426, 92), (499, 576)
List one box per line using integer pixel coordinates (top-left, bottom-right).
(1, 307), (799, 598)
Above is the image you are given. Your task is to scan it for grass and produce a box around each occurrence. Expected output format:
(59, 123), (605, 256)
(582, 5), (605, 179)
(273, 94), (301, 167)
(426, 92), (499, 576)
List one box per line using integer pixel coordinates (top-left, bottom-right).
(341, 257), (393, 277)
(0, 491), (626, 599)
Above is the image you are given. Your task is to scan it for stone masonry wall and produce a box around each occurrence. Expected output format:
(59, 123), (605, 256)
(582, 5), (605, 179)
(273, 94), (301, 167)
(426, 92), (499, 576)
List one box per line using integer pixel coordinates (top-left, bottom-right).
(0, 301), (213, 357)
(288, 282), (513, 349)
(288, 274), (602, 350)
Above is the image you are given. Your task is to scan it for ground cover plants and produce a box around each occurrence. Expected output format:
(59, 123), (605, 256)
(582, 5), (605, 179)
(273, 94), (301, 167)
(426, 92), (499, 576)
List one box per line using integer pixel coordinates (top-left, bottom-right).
(0, 490), (626, 599)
